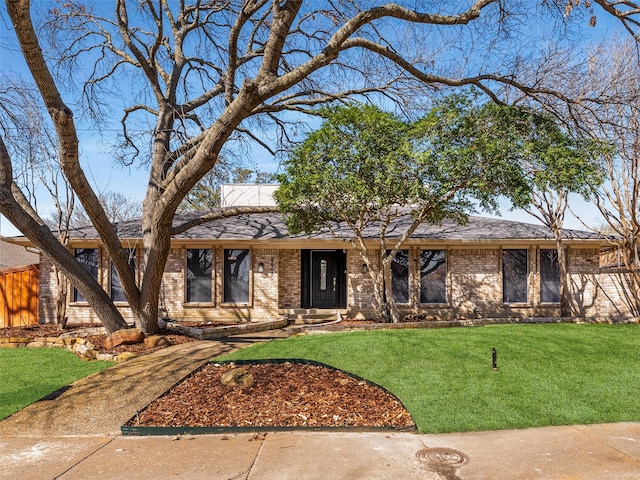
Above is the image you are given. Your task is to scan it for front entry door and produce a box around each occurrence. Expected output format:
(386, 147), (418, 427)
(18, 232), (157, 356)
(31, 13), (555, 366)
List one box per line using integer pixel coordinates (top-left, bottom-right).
(311, 251), (338, 308)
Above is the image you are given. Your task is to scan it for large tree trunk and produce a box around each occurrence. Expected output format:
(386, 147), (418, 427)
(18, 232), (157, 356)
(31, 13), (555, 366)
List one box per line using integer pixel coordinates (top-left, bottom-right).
(370, 268), (388, 322)
(382, 256), (400, 323)
(54, 268), (68, 330)
(556, 241), (572, 318)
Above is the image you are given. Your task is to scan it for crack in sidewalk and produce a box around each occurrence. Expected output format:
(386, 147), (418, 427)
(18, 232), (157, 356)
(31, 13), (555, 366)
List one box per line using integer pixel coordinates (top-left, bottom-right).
(53, 436), (117, 479)
(571, 425), (640, 467)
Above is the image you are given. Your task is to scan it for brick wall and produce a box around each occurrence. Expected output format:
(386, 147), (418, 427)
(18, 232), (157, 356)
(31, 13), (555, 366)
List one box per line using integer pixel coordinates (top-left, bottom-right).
(252, 248), (280, 319)
(278, 249), (300, 309)
(38, 255), (57, 324)
(159, 247), (280, 322)
(591, 272), (636, 317)
(449, 248), (502, 317)
(347, 249), (379, 320)
(41, 243), (638, 327)
(159, 247), (185, 319)
(569, 248), (636, 318)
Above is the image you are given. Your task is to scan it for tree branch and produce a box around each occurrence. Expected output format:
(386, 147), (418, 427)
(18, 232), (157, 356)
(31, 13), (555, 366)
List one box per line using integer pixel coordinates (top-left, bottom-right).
(171, 205), (279, 235)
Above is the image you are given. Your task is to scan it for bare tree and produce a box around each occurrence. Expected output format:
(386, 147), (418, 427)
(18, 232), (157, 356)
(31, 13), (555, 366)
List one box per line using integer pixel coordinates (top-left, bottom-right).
(0, 77), (77, 329)
(572, 39), (640, 314)
(0, 0), (632, 334)
(178, 164), (274, 213)
(51, 191), (142, 228)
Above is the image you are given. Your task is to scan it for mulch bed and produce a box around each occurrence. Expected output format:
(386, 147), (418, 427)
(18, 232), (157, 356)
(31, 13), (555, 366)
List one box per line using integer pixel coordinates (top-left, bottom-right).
(129, 361), (415, 430)
(0, 324), (85, 338)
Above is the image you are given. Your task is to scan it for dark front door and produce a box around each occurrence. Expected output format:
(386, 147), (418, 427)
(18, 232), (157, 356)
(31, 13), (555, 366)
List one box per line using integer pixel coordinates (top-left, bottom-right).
(311, 251), (339, 308)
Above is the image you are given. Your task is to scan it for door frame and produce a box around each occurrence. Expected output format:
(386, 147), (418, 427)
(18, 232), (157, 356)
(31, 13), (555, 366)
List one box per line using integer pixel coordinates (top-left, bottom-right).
(301, 249), (346, 308)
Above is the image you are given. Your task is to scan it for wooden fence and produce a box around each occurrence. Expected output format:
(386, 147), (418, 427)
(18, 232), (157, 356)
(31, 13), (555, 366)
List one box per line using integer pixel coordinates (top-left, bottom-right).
(0, 264), (39, 328)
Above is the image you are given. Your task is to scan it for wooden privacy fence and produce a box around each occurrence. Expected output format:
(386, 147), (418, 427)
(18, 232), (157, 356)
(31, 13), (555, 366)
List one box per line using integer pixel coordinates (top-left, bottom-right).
(0, 264), (39, 328)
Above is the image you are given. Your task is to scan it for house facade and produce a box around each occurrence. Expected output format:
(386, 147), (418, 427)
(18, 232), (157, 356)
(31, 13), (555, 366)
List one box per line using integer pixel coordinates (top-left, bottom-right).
(14, 212), (635, 326)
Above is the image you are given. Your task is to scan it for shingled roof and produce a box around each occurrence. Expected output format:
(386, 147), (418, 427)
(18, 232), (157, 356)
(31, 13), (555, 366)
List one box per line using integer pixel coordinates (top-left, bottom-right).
(0, 237), (39, 269)
(45, 211), (607, 244)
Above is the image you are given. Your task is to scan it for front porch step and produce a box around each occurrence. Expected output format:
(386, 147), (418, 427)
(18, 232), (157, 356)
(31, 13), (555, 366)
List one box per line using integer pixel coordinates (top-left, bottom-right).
(286, 309), (347, 325)
(161, 317), (289, 339)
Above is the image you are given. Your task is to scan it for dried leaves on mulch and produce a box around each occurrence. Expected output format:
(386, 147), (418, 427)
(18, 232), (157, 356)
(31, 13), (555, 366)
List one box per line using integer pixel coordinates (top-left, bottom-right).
(0, 324), (82, 338)
(85, 331), (196, 355)
(129, 362), (415, 430)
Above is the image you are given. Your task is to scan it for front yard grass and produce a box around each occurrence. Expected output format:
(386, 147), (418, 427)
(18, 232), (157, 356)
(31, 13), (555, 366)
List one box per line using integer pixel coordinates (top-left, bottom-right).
(218, 323), (640, 434)
(0, 348), (114, 420)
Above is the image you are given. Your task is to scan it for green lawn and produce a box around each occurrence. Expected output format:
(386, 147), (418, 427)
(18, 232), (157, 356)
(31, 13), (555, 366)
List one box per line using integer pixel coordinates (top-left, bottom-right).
(217, 323), (640, 434)
(0, 348), (114, 420)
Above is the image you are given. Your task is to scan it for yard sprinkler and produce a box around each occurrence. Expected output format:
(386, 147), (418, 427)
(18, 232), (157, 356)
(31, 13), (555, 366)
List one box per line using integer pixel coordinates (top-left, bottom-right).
(492, 347), (498, 371)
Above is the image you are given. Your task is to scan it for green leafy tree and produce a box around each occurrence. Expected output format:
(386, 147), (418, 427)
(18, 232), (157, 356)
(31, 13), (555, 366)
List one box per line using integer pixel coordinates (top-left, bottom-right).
(276, 100), (532, 322)
(276, 98), (604, 322)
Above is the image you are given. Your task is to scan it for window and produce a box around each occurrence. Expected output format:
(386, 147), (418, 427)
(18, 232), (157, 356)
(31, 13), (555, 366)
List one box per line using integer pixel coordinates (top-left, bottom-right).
(540, 249), (561, 303)
(111, 249), (136, 302)
(503, 249), (528, 303)
(73, 248), (99, 302)
(186, 249), (212, 303)
(420, 250), (447, 304)
(224, 249), (250, 303)
(390, 250), (410, 304)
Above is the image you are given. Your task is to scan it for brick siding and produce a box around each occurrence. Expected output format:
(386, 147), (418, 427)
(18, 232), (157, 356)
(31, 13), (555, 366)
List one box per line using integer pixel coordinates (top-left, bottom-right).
(40, 244), (637, 326)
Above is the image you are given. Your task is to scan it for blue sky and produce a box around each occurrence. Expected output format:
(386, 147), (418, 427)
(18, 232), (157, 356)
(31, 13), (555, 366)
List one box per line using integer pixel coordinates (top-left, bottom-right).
(0, 2), (626, 236)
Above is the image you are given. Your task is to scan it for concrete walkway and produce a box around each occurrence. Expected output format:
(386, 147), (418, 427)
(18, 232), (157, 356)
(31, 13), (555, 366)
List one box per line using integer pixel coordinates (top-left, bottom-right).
(2, 338), (640, 479)
(0, 339), (245, 437)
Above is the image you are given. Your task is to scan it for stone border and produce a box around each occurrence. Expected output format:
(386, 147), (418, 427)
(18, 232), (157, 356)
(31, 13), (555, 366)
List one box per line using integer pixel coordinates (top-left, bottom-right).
(0, 336), (131, 362)
(303, 316), (640, 333)
(160, 317), (289, 339)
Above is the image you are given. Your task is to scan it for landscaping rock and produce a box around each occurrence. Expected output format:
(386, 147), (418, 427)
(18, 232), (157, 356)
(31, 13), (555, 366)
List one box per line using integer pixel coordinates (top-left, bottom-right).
(116, 352), (137, 362)
(96, 353), (116, 362)
(74, 343), (98, 360)
(104, 328), (145, 349)
(144, 335), (171, 348)
(220, 367), (255, 387)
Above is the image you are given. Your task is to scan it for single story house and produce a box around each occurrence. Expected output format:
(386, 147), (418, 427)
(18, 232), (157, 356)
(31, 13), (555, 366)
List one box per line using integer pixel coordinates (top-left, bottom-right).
(6, 211), (636, 326)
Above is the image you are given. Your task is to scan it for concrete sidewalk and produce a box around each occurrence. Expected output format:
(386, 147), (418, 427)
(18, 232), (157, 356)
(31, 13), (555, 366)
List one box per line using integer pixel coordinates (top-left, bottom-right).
(2, 424), (640, 479)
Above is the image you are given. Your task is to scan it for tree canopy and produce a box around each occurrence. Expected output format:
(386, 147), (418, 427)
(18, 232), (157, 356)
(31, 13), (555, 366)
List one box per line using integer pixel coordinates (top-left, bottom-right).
(276, 97), (604, 322)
